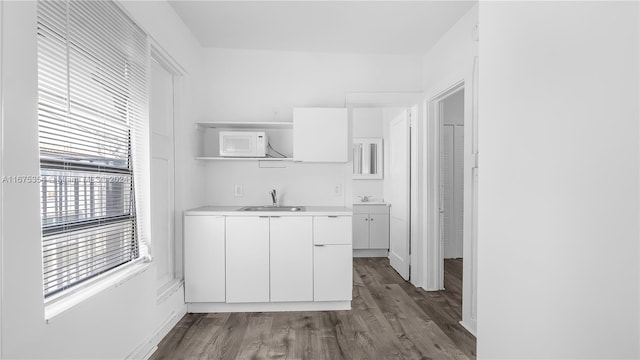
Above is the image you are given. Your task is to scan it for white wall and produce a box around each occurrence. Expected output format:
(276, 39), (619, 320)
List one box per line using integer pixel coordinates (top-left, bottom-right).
(0, 1), (206, 359)
(202, 48), (423, 207)
(478, 2), (639, 359)
(420, 4), (478, 335)
(203, 48), (423, 122)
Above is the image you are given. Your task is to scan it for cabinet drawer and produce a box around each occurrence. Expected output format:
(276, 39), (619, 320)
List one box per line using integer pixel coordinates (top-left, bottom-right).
(314, 216), (352, 245)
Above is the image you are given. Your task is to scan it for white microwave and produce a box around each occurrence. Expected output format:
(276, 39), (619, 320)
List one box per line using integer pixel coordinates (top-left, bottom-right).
(219, 131), (267, 157)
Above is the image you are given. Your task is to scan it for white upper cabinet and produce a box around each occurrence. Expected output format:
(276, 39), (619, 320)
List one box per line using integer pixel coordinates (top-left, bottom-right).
(293, 107), (348, 162)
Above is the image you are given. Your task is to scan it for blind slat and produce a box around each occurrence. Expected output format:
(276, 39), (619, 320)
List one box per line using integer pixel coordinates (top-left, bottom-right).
(37, 0), (149, 298)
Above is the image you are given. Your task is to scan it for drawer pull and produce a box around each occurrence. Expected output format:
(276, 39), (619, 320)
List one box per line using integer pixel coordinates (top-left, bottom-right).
(314, 244), (326, 247)
(328, 216), (338, 218)
(259, 216), (269, 218)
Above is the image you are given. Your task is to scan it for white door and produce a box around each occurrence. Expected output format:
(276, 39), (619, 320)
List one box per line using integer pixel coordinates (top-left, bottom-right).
(150, 58), (176, 291)
(270, 216), (313, 302)
(389, 110), (411, 280)
(225, 216), (270, 303)
(441, 125), (465, 259)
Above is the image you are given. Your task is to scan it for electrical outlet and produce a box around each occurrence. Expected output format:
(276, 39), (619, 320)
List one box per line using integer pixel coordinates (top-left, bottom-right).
(234, 184), (243, 197)
(334, 184), (342, 196)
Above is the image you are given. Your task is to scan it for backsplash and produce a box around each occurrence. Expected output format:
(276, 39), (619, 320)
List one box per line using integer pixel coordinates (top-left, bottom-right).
(204, 161), (349, 206)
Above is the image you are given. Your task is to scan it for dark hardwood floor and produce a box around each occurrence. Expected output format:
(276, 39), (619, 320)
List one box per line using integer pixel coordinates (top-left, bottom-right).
(150, 258), (475, 360)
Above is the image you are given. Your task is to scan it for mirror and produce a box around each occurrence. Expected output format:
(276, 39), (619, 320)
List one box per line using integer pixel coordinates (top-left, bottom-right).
(353, 138), (383, 179)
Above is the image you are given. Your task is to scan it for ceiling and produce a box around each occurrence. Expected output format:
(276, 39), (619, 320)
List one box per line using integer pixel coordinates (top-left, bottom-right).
(168, 1), (476, 55)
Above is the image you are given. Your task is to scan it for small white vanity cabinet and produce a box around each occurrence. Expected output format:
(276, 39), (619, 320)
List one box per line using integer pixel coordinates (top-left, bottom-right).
(353, 204), (390, 250)
(184, 207), (352, 312)
(293, 107), (348, 162)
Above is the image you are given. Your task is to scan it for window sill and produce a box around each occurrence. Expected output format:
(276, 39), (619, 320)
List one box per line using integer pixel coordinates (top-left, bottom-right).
(44, 258), (151, 323)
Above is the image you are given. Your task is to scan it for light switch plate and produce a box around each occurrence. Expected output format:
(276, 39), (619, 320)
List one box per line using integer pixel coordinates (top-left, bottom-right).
(234, 184), (243, 197)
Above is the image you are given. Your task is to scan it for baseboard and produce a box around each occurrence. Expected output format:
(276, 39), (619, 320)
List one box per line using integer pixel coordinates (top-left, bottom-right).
(187, 300), (351, 313)
(126, 304), (187, 360)
(459, 319), (477, 337)
(353, 249), (389, 258)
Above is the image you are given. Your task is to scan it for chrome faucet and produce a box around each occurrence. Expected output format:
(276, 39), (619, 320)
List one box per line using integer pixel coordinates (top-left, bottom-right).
(269, 189), (278, 207)
(358, 195), (371, 202)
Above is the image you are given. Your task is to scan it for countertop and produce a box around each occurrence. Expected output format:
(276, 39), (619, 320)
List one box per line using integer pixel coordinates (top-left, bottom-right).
(352, 202), (389, 206)
(184, 206), (353, 216)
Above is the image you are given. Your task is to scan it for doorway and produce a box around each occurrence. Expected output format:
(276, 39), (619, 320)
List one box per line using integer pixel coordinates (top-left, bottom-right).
(439, 89), (465, 326)
(440, 90), (464, 260)
(425, 76), (478, 335)
(350, 106), (414, 281)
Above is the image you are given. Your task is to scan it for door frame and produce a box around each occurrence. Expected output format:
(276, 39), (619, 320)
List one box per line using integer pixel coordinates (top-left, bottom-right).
(345, 92), (424, 285)
(150, 41), (185, 298)
(425, 81), (465, 292)
(423, 70), (478, 336)
(0, 2), (4, 357)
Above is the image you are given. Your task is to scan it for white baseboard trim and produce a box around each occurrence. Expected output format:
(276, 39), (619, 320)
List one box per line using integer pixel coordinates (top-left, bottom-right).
(353, 249), (389, 258)
(459, 319), (477, 337)
(126, 304), (187, 360)
(187, 301), (351, 313)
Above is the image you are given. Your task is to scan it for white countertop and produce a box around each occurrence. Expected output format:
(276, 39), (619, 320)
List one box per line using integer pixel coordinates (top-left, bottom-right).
(185, 205), (352, 216)
(352, 202), (389, 206)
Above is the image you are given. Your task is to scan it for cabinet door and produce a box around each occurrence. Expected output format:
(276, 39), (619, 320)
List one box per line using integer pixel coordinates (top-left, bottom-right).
(225, 216), (270, 303)
(352, 213), (370, 249)
(270, 217), (313, 302)
(314, 245), (352, 301)
(314, 216), (352, 245)
(184, 215), (225, 302)
(369, 213), (390, 249)
(293, 107), (348, 162)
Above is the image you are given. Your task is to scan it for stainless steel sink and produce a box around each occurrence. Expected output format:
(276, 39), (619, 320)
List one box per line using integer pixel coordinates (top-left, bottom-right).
(240, 205), (305, 212)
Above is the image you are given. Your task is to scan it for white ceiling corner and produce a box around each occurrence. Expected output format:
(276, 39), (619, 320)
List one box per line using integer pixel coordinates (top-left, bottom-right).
(168, 1), (476, 55)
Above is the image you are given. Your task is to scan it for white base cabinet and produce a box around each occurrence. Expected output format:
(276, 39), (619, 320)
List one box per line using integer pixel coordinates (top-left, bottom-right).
(225, 216), (270, 303)
(184, 212), (352, 312)
(353, 204), (390, 250)
(184, 215), (226, 302)
(314, 245), (352, 301)
(313, 216), (353, 301)
(270, 216), (313, 302)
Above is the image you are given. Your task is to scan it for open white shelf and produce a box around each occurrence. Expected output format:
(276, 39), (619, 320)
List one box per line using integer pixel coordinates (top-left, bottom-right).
(197, 121), (293, 129)
(195, 156), (293, 161)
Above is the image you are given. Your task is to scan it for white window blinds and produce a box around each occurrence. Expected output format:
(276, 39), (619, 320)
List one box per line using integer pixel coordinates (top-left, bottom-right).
(37, 0), (150, 298)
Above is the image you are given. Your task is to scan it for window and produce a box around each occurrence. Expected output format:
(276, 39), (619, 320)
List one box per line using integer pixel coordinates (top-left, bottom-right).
(37, 0), (150, 298)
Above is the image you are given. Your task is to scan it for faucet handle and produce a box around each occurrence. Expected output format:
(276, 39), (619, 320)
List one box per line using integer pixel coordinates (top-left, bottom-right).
(357, 195), (371, 202)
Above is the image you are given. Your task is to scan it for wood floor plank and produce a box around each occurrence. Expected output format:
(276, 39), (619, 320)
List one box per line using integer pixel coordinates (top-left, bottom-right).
(151, 258), (476, 360)
(265, 312), (297, 359)
(202, 312), (250, 360)
(234, 313), (273, 359)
